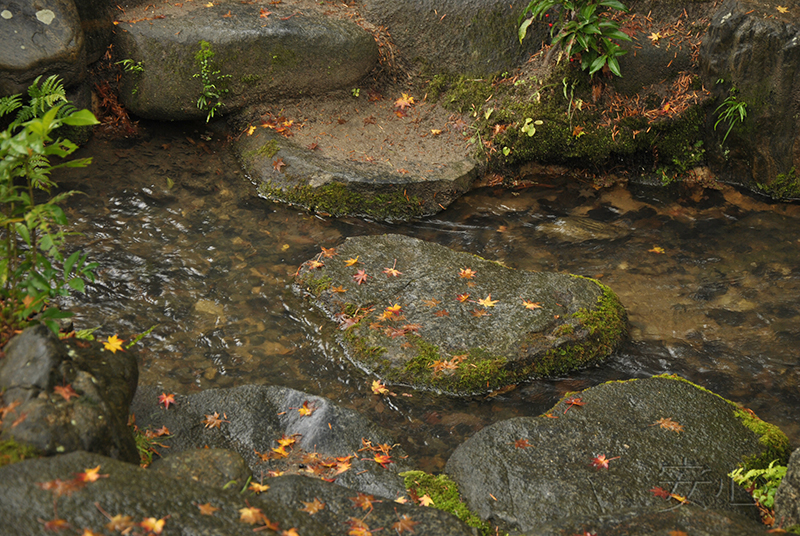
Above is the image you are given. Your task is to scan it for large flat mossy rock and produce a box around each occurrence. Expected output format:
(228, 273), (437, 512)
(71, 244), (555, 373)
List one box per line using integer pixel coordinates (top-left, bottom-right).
(445, 375), (790, 534)
(235, 129), (477, 221)
(112, 0), (378, 120)
(295, 234), (627, 395)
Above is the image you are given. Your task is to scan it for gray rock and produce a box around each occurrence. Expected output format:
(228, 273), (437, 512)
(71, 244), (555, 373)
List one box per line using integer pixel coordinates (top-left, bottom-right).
(699, 0), (800, 195)
(151, 448), (252, 489)
(72, 0), (115, 63)
(0, 326), (139, 463)
(112, 0), (379, 120)
(361, 0), (544, 77)
(235, 129), (478, 221)
(130, 384), (411, 499)
(0, 451), (327, 535)
(0, 0), (86, 95)
(774, 448), (800, 528)
(445, 376), (789, 533)
(295, 234), (627, 395)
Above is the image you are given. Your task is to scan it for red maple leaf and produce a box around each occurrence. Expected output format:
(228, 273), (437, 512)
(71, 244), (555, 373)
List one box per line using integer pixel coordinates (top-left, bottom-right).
(513, 439), (532, 449)
(650, 486), (671, 499)
(352, 270), (368, 285)
(563, 396), (585, 414)
(591, 454), (620, 469)
(158, 392), (176, 409)
(372, 453), (392, 468)
(53, 384), (79, 402)
(273, 158), (286, 172)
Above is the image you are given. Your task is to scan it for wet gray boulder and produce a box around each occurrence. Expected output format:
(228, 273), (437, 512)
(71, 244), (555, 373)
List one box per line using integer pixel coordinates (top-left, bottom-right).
(774, 448), (800, 529)
(130, 384), (411, 499)
(295, 234), (627, 396)
(0, 450), (474, 535)
(235, 129), (478, 221)
(360, 0), (544, 77)
(700, 0), (800, 198)
(445, 375), (790, 534)
(112, 0), (379, 120)
(150, 448), (252, 489)
(0, 0), (86, 95)
(0, 450), (326, 535)
(0, 325), (139, 463)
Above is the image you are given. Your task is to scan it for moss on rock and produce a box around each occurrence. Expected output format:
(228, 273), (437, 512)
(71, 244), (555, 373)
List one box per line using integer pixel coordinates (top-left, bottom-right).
(401, 470), (491, 535)
(0, 439), (40, 467)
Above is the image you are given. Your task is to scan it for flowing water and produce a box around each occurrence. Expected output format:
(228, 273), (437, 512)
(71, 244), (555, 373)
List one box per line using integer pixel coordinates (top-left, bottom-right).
(53, 121), (800, 471)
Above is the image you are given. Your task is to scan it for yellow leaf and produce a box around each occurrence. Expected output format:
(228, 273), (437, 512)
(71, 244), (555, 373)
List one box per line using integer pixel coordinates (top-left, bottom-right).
(777, 5), (789, 12)
(344, 256), (360, 266)
(477, 294), (498, 307)
(140, 517), (166, 534)
(103, 335), (125, 353)
(648, 31), (661, 42)
(197, 502), (219, 515)
(371, 380), (389, 395)
(418, 494), (434, 506)
(246, 125), (256, 136)
(430, 129), (442, 136)
(522, 299), (543, 310)
(249, 482), (270, 493)
(648, 246), (665, 254)
(205, 1), (214, 6)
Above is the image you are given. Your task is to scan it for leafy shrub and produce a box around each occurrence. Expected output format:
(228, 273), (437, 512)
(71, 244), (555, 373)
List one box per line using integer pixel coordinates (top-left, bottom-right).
(0, 76), (98, 339)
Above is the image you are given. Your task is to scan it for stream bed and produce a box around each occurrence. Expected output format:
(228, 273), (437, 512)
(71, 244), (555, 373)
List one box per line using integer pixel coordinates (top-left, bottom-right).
(54, 121), (800, 472)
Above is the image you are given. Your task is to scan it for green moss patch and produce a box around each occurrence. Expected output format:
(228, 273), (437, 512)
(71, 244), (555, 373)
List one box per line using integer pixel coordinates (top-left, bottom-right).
(401, 470), (492, 535)
(0, 439), (40, 467)
(758, 167), (800, 200)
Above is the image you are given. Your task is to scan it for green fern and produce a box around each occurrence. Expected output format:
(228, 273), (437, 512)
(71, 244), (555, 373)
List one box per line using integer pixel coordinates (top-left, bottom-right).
(0, 94), (23, 118)
(729, 460), (786, 509)
(3, 75), (77, 130)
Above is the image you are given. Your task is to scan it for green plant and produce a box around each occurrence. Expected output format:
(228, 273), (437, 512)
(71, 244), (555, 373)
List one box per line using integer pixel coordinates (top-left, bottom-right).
(521, 117), (543, 136)
(729, 460), (786, 509)
(562, 77), (584, 130)
(116, 59), (144, 95)
(351, 88), (360, 98)
(0, 76), (99, 338)
(519, 0), (632, 77)
(193, 40), (231, 122)
(714, 91), (747, 144)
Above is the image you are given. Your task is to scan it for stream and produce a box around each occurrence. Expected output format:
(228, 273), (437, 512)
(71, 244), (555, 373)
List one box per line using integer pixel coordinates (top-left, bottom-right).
(53, 120), (800, 472)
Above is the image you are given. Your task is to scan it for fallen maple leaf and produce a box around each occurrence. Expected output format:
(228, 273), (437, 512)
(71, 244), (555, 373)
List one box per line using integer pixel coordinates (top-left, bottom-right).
(246, 125), (257, 136)
(649, 31), (661, 42)
(140, 517), (166, 534)
(777, 5), (789, 13)
(563, 396), (585, 413)
(652, 417), (684, 432)
(202, 411), (228, 429)
(37, 478), (85, 497)
(273, 158), (286, 172)
(471, 308), (489, 317)
(350, 492), (378, 512)
(158, 392), (176, 409)
(281, 529), (300, 536)
(76, 465), (108, 483)
(650, 486), (671, 499)
(259, 7), (272, 17)
(459, 267), (477, 279)
(383, 259), (402, 277)
(300, 498), (325, 514)
(434, 310), (449, 317)
(298, 400), (316, 416)
(103, 335), (124, 353)
(222, 9), (232, 17)
(41, 519), (70, 531)
(430, 129), (442, 136)
(249, 482), (270, 494)
(197, 502), (219, 515)
(239, 506), (266, 525)
(352, 270), (368, 285)
(422, 298), (441, 307)
(306, 259), (324, 270)
(455, 293), (470, 303)
(385, 303), (402, 316)
(477, 294), (498, 307)
(591, 454), (620, 469)
(649, 246), (665, 254)
(392, 514), (418, 534)
(53, 384), (79, 402)
(330, 285), (347, 293)
(514, 439), (532, 449)
(373, 453), (392, 468)
(106, 514), (135, 532)
(344, 256), (360, 266)
(418, 494), (434, 506)
(320, 246), (337, 258)
(394, 93), (415, 110)
(371, 380), (389, 395)
(346, 517), (373, 536)
(522, 299), (543, 310)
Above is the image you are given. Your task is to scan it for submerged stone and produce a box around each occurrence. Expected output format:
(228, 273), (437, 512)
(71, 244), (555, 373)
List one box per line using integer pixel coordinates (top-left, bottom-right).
(536, 216), (631, 243)
(445, 375), (789, 534)
(295, 234), (627, 395)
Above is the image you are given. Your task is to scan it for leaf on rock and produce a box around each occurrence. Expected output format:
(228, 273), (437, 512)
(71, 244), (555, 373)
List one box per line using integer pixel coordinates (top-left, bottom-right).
(383, 259), (402, 277)
(459, 267), (477, 279)
(140, 517), (166, 534)
(350, 492), (378, 512)
(239, 506), (266, 525)
(422, 298), (441, 307)
(197, 502), (220, 515)
(392, 514), (419, 534)
(418, 494), (434, 506)
(103, 335), (125, 353)
(273, 158), (286, 172)
(563, 396), (585, 413)
(346, 517), (373, 536)
(106, 514), (135, 532)
(158, 392), (176, 409)
(521, 299), (543, 310)
(41, 518), (70, 531)
(298, 400), (316, 416)
(591, 454), (620, 469)
(394, 93), (415, 110)
(455, 293), (470, 303)
(650, 486), (671, 499)
(53, 384), (79, 402)
(344, 256), (360, 266)
(249, 482), (270, 494)
(514, 439), (532, 449)
(653, 417), (684, 432)
(477, 294), (498, 307)
(371, 380), (389, 395)
(300, 498), (325, 514)
(202, 411), (228, 429)
(76, 465), (108, 483)
(352, 270), (368, 285)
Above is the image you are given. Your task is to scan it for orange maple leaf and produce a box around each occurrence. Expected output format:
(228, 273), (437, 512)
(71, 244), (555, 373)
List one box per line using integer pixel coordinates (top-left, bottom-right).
(373, 453), (392, 468)
(298, 400), (316, 416)
(392, 514), (419, 534)
(394, 93), (415, 110)
(300, 497), (325, 514)
(563, 396), (585, 413)
(106, 514), (135, 532)
(158, 392), (176, 409)
(371, 380), (389, 395)
(197, 502), (219, 515)
(53, 384), (79, 402)
(346, 517), (373, 536)
(385, 303), (402, 316)
(37, 478), (85, 497)
(76, 465), (108, 483)
(652, 417), (684, 432)
(522, 299), (543, 310)
(239, 506), (266, 525)
(249, 482), (270, 494)
(591, 454), (620, 469)
(352, 270), (368, 285)
(259, 8), (272, 17)
(459, 267), (477, 279)
(320, 246), (338, 258)
(222, 9), (232, 17)
(455, 293), (470, 303)
(383, 258), (402, 277)
(140, 517), (166, 534)
(273, 158), (286, 172)
(514, 439), (532, 449)
(41, 519), (71, 531)
(477, 294), (498, 307)
(202, 411), (228, 429)
(344, 256), (360, 266)
(350, 492), (378, 512)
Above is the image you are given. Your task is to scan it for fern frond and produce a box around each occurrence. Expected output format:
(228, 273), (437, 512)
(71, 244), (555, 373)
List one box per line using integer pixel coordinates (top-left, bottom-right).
(0, 94), (23, 118)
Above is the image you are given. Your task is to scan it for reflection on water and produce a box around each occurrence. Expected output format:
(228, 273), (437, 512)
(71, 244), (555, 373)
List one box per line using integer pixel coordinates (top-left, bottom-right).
(54, 121), (800, 471)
